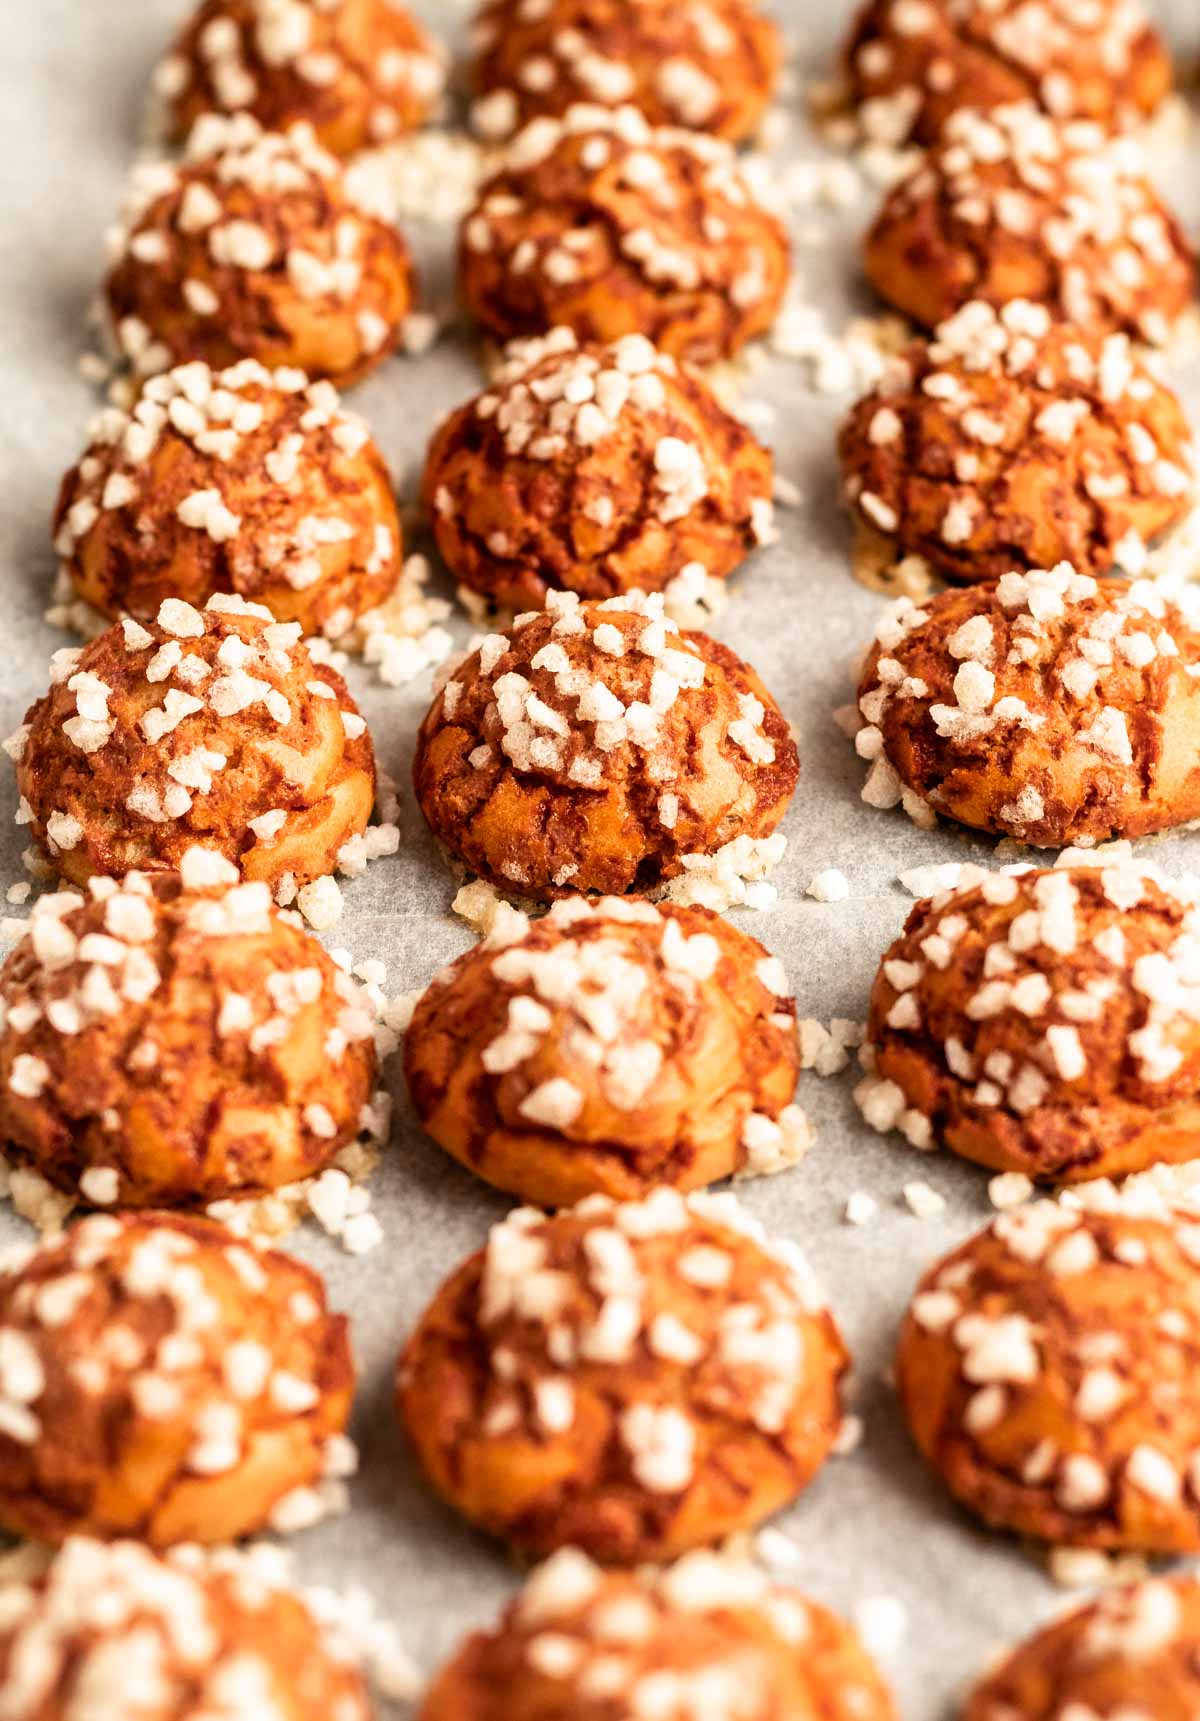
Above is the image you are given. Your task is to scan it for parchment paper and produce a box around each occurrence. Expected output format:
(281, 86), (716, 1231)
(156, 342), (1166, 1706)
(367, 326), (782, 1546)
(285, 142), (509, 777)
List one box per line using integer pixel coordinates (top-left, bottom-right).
(3, 3), (1200, 1712)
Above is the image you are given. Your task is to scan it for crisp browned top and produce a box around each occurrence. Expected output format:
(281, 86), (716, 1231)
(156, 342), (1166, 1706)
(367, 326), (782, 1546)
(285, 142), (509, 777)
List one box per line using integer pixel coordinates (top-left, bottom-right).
(413, 591), (797, 900)
(458, 103), (789, 362)
(898, 1197), (1200, 1551)
(0, 866), (377, 1205)
(839, 302), (1194, 584)
(399, 1189), (846, 1560)
(160, 0), (444, 157)
(421, 1548), (895, 1721)
(845, 0), (1171, 147)
(967, 1576), (1200, 1720)
(470, 0), (780, 144)
(105, 114), (413, 384)
(423, 328), (773, 609)
(865, 103), (1194, 339)
(57, 360), (400, 635)
(0, 1211), (353, 1542)
(0, 1536), (370, 1721)
(14, 596), (374, 885)
(869, 865), (1200, 1129)
(854, 569), (1200, 846)
(405, 893), (800, 1192)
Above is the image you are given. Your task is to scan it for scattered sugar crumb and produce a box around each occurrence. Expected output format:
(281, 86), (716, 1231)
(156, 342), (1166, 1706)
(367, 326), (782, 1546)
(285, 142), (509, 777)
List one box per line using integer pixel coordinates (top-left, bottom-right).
(806, 867), (849, 902)
(384, 989), (424, 1036)
(267, 1476), (351, 1535)
(0, 1163), (75, 1236)
(855, 1070), (935, 1150)
(897, 861), (990, 900)
(340, 554), (454, 687)
(736, 1103), (815, 1178)
(454, 582), (503, 628)
(754, 1526), (803, 1570)
(833, 1413), (865, 1456)
(1055, 840), (1135, 871)
(296, 875), (344, 931)
(844, 1190), (877, 1226)
(662, 562), (729, 629)
(230, 1542), (426, 1704)
(1047, 1547), (1150, 1591)
(770, 299), (908, 396)
(989, 1172), (1034, 1211)
(661, 833), (787, 914)
(43, 568), (111, 640)
(854, 1594), (908, 1661)
(798, 1017), (864, 1077)
(805, 72), (924, 187)
(335, 818), (402, 884)
(208, 1131), (386, 1255)
(400, 311), (441, 357)
(742, 145), (866, 218)
(1143, 496), (1200, 595)
(347, 130), (483, 224)
(902, 1180), (946, 1219)
(451, 878), (534, 942)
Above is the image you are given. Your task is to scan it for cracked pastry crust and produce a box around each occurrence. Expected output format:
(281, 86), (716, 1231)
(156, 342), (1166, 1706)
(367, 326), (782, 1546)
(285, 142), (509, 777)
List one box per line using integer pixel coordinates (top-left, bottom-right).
(843, 0), (1171, 150)
(403, 895), (803, 1206)
(0, 863), (377, 1209)
(158, 0), (445, 159)
(105, 114), (414, 389)
(0, 1537), (371, 1721)
(397, 1189), (847, 1564)
(420, 1547), (896, 1721)
(422, 328), (775, 611)
(864, 104), (1194, 342)
(55, 361), (402, 640)
(458, 103), (790, 365)
(862, 864), (1200, 1184)
(412, 590), (798, 901)
(838, 301), (1194, 587)
(0, 1212), (353, 1547)
(11, 596), (376, 894)
(853, 568), (1200, 847)
(897, 1195), (1200, 1554)
(966, 1576), (1200, 1720)
(469, 0), (781, 145)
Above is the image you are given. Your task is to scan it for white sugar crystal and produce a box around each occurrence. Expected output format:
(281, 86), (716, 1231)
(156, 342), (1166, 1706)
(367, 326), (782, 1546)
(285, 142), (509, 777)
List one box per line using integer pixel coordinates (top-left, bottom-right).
(79, 1166), (119, 1205)
(519, 1078), (584, 1130)
(845, 1191), (878, 1226)
(180, 846), (240, 890)
(902, 1180), (945, 1219)
(854, 1595), (908, 1661)
(806, 868), (849, 902)
(989, 1172), (1034, 1210)
(297, 875), (343, 930)
(9, 1055), (50, 1099)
